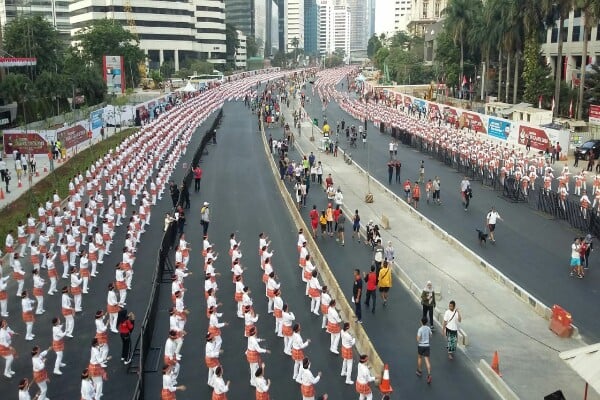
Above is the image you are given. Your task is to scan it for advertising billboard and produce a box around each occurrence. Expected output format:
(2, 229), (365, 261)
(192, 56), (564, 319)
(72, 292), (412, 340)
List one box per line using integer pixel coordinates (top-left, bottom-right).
(518, 124), (549, 151)
(103, 55), (125, 94)
(488, 117), (512, 140)
(3, 133), (48, 154)
(57, 124), (88, 148)
(590, 104), (600, 125)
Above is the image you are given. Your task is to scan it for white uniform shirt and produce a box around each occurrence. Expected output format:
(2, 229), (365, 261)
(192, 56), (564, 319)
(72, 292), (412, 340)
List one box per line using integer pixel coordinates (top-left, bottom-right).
(341, 330), (356, 348)
(356, 362), (375, 384)
(81, 378), (96, 399)
(212, 376), (228, 394)
(32, 350), (48, 372)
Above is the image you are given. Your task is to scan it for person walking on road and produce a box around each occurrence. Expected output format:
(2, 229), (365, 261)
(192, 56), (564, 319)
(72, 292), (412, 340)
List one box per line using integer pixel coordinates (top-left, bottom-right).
(418, 160), (425, 183)
(583, 234), (593, 270)
(363, 266), (377, 314)
(336, 210), (346, 246)
(412, 182), (421, 209)
(416, 317), (433, 384)
(373, 240), (384, 275)
(442, 300), (462, 360)
(460, 177), (471, 211)
(432, 176), (441, 204)
(193, 165), (202, 193)
(377, 261), (392, 306)
(200, 202), (210, 236)
(570, 237), (584, 278)
(387, 162), (394, 185)
(352, 269), (363, 323)
(420, 281), (436, 330)
(394, 161), (401, 184)
(486, 207), (503, 243)
(384, 241), (394, 264)
(119, 311), (135, 364)
(352, 210), (361, 242)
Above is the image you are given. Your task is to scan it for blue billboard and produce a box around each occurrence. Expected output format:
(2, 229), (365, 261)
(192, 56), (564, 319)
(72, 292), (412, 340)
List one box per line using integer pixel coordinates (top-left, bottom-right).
(488, 117), (511, 140)
(90, 109), (104, 130)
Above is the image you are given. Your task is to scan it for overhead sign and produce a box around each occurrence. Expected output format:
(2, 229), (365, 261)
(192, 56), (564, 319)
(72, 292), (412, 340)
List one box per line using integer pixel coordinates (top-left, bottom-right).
(103, 55), (125, 94)
(0, 57), (37, 67)
(590, 104), (600, 125)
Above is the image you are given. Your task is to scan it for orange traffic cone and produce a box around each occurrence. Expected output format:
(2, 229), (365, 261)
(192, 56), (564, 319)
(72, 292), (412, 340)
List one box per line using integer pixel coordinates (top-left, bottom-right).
(18, 179), (22, 188)
(0, 188), (4, 200)
(491, 351), (502, 376)
(379, 363), (393, 394)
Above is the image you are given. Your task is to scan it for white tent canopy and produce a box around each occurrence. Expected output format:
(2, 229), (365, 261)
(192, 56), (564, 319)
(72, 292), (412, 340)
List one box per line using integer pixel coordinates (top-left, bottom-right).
(559, 343), (600, 397)
(177, 81), (197, 93)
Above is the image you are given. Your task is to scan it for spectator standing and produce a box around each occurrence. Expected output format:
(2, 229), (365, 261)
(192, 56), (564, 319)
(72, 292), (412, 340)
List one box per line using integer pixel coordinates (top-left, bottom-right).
(384, 241), (395, 264)
(394, 161), (401, 183)
(169, 183), (180, 208)
(418, 160), (425, 183)
(363, 266), (377, 314)
(442, 301), (462, 360)
(387, 162), (394, 185)
(118, 312), (135, 364)
(373, 240), (384, 275)
(352, 269), (363, 323)
(583, 234), (593, 270)
(336, 210), (346, 246)
(352, 210), (361, 242)
(420, 281), (436, 330)
(432, 176), (441, 204)
(416, 317), (433, 384)
(180, 184), (190, 209)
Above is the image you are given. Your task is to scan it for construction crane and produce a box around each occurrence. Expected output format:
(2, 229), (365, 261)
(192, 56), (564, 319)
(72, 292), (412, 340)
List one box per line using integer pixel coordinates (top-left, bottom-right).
(122, 0), (150, 88)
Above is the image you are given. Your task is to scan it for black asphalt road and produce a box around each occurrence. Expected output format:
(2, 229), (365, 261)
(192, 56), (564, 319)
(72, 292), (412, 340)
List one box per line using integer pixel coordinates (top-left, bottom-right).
(301, 83), (600, 342)
(273, 126), (496, 399)
(145, 101), (358, 400)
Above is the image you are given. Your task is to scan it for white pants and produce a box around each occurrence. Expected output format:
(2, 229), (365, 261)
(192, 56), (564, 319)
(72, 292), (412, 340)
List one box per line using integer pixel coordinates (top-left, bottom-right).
(92, 375), (103, 398)
(284, 335), (292, 354)
(0, 299), (7, 316)
(37, 380), (48, 400)
(207, 365), (217, 386)
(69, 251), (77, 266)
(359, 393), (373, 400)
(310, 297), (320, 314)
(322, 314), (328, 329)
(54, 350), (64, 372)
(91, 261), (98, 275)
(35, 295), (44, 314)
(267, 298), (274, 313)
(62, 261), (69, 277)
(82, 277), (89, 293)
(119, 289), (127, 304)
(341, 359), (353, 381)
(109, 312), (118, 332)
(330, 333), (340, 353)
(293, 360), (302, 382)
(249, 362), (259, 386)
(3, 354), (14, 375)
(65, 315), (74, 335)
(74, 293), (82, 311)
(25, 321), (34, 339)
(16, 280), (24, 297)
(48, 277), (57, 294)
(275, 318), (282, 336)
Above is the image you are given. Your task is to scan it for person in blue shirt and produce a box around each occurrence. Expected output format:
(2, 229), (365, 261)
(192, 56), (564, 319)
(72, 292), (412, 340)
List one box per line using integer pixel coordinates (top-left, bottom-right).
(416, 317), (432, 384)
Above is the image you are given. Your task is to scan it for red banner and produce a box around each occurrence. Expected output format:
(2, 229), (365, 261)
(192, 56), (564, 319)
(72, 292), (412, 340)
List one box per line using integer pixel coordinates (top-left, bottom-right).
(57, 124), (87, 149)
(403, 96), (412, 108)
(444, 106), (459, 124)
(460, 112), (487, 134)
(428, 103), (440, 115)
(518, 125), (549, 151)
(590, 104), (600, 125)
(3, 133), (48, 154)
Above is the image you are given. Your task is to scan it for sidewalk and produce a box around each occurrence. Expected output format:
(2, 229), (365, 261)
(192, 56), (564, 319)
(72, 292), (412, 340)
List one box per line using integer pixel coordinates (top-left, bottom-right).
(284, 100), (598, 400)
(0, 126), (124, 209)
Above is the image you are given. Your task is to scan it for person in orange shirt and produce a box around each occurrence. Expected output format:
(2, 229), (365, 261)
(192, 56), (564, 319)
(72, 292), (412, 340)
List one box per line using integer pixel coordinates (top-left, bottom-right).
(412, 183), (421, 209)
(425, 179), (433, 204)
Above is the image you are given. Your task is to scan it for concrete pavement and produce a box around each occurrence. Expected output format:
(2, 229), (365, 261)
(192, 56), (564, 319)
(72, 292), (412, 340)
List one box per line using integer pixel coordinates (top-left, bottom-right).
(280, 95), (599, 400)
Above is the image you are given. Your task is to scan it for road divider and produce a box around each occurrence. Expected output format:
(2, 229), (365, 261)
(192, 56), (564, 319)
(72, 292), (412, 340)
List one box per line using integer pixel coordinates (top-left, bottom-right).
(259, 124), (385, 380)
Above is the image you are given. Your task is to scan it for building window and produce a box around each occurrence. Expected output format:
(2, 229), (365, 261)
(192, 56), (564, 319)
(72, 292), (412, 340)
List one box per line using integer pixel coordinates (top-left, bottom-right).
(572, 25), (580, 41)
(551, 27), (558, 43)
(574, 9), (582, 18)
(422, 1), (428, 19)
(434, 1), (440, 18)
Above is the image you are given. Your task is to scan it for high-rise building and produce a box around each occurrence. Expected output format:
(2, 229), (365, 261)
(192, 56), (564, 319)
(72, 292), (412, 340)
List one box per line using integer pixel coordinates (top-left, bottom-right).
(317, 0), (350, 59)
(0, 0), (71, 38)
(225, 0), (268, 56)
(407, 0), (447, 37)
(278, 0), (304, 53)
(69, 0), (227, 70)
(304, 0), (319, 56)
(347, 0), (368, 58)
(268, 0), (279, 56)
(235, 30), (247, 69)
(374, 0), (411, 35)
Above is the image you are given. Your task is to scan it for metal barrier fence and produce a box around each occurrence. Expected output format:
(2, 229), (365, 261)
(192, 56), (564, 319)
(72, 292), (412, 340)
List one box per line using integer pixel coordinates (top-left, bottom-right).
(391, 127), (600, 237)
(128, 109), (223, 400)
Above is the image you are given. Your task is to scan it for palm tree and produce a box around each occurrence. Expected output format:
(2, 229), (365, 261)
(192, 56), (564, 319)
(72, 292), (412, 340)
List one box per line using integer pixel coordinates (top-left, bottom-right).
(291, 36), (300, 64)
(577, 0), (600, 119)
(443, 0), (482, 88)
(543, 0), (575, 117)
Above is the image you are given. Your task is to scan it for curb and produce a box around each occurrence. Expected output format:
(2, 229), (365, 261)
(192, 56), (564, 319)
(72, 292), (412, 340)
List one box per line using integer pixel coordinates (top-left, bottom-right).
(477, 359), (520, 400)
(259, 121), (385, 380)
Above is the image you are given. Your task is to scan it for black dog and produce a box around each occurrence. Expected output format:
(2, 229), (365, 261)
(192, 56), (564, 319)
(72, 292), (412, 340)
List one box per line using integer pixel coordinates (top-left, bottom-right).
(476, 229), (488, 245)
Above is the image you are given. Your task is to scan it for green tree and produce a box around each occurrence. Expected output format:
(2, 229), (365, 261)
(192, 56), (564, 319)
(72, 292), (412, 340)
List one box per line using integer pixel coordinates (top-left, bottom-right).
(522, 38), (553, 105)
(367, 35), (382, 58)
(160, 61), (175, 79)
(246, 35), (259, 58)
(225, 24), (240, 63)
(2, 16), (64, 76)
(291, 36), (300, 64)
(272, 51), (289, 68)
(76, 19), (146, 87)
(373, 47), (389, 69)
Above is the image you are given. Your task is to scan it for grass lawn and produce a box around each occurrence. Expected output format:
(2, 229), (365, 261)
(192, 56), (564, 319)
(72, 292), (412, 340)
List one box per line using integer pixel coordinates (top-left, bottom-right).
(0, 128), (138, 246)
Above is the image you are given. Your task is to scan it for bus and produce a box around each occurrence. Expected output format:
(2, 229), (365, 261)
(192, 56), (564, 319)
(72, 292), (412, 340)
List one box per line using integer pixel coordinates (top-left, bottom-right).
(187, 73), (224, 85)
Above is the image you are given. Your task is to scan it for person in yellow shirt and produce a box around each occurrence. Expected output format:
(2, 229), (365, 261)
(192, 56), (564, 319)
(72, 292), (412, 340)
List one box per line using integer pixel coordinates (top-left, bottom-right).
(377, 260), (392, 306)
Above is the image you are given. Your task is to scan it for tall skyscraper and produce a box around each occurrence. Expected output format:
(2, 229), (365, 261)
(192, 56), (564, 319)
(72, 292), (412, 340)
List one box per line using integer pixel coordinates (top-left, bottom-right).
(347, 0), (369, 58)
(304, 0), (319, 56)
(70, 0), (227, 70)
(317, 0), (350, 59)
(279, 0), (304, 53)
(0, 0), (71, 38)
(225, 0), (268, 56)
(268, 0), (279, 56)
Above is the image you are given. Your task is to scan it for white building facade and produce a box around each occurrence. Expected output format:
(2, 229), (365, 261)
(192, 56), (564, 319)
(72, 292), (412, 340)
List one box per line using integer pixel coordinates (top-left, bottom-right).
(407, 0), (447, 37)
(235, 29), (247, 69)
(282, 0), (304, 53)
(0, 0), (71, 37)
(69, 0), (226, 70)
(317, 0), (350, 58)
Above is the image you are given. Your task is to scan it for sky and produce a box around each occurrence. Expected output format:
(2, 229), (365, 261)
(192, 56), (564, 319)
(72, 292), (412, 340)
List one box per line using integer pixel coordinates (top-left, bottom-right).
(374, 0), (398, 36)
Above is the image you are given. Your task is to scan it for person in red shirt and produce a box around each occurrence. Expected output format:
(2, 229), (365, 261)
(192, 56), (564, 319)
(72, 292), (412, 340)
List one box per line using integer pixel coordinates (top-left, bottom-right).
(309, 205), (320, 238)
(412, 183), (421, 209)
(363, 266), (378, 314)
(403, 179), (412, 203)
(333, 205), (341, 231)
(118, 312), (135, 364)
(193, 166), (203, 193)
(325, 174), (334, 189)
